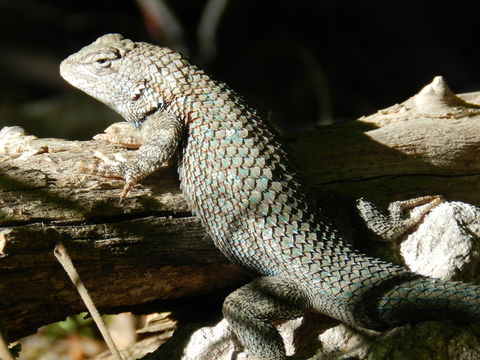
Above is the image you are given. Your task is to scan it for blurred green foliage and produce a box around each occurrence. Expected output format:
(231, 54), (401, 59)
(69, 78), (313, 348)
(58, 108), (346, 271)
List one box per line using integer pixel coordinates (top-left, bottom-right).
(42, 313), (96, 341)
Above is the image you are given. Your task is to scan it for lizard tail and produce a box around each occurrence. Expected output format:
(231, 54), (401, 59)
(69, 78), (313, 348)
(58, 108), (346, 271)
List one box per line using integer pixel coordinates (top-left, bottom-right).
(356, 273), (480, 329)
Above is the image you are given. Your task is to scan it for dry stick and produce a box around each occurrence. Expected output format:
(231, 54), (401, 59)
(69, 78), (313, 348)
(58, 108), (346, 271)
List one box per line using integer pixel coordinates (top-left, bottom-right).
(0, 331), (14, 360)
(54, 242), (123, 360)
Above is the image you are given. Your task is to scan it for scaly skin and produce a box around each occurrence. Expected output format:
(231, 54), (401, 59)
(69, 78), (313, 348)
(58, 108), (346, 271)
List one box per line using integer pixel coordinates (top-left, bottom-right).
(60, 34), (480, 359)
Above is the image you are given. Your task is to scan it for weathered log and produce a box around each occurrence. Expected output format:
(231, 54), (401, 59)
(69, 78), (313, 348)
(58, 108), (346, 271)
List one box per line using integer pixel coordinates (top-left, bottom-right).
(1, 76), (480, 340)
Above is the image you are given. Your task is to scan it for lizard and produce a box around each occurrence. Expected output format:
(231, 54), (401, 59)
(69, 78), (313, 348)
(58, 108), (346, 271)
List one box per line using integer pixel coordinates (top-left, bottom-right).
(60, 34), (480, 360)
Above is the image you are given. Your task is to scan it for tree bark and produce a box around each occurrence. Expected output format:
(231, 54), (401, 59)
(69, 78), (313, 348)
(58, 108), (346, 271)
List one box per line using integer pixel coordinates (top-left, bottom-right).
(1, 77), (480, 340)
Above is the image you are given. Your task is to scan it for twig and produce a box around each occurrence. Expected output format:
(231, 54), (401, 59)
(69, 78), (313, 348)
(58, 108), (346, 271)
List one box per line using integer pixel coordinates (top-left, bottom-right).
(54, 242), (123, 360)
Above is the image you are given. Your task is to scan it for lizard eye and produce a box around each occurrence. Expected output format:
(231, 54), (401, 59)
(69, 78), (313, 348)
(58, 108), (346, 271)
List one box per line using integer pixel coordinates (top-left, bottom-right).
(89, 49), (121, 71)
(95, 58), (112, 68)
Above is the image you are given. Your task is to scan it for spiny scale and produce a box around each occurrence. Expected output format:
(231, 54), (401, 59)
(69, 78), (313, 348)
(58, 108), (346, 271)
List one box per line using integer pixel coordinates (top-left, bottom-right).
(60, 34), (480, 359)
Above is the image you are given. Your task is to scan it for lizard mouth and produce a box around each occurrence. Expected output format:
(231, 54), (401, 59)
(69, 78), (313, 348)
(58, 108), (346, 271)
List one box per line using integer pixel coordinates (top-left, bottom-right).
(59, 57), (77, 85)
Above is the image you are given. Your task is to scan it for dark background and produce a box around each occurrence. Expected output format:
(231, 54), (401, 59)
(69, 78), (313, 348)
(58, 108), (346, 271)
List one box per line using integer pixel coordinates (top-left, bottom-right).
(1, 0), (479, 139)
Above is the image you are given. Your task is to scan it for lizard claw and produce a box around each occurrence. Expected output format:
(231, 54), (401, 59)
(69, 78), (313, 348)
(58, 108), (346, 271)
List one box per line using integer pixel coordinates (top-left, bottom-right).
(119, 180), (136, 203)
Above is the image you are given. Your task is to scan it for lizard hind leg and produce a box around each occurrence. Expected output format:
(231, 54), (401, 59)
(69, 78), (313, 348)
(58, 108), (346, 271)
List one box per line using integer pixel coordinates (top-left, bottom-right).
(223, 276), (309, 360)
(356, 195), (444, 242)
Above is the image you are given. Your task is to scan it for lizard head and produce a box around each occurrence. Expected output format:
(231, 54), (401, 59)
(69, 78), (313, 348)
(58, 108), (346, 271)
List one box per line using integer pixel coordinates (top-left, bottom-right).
(60, 33), (175, 125)
(60, 34), (136, 110)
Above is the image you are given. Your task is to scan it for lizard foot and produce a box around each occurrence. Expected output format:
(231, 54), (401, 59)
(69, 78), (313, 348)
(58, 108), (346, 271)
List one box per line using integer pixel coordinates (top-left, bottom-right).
(357, 195), (444, 242)
(78, 151), (140, 201)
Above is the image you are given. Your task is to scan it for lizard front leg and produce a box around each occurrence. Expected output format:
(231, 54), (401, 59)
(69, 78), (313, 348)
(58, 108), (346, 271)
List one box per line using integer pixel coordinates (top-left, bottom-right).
(81, 111), (184, 200)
